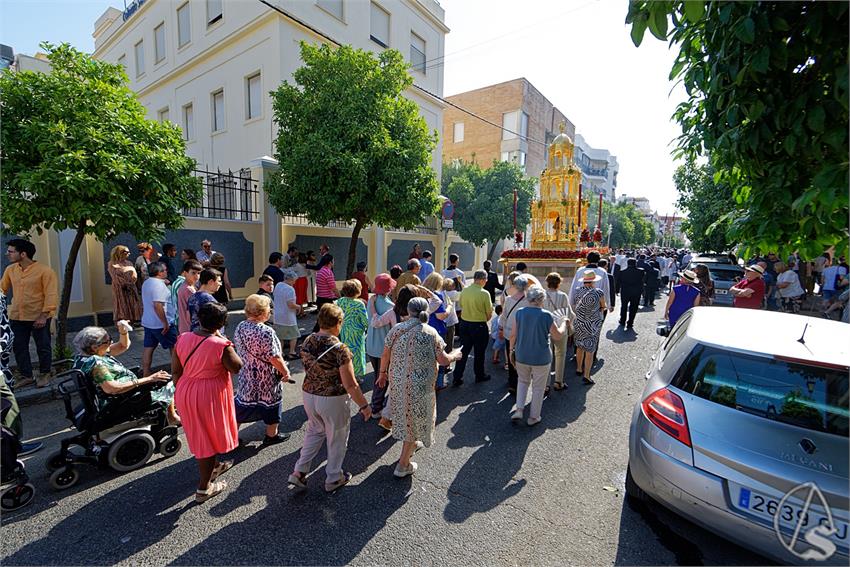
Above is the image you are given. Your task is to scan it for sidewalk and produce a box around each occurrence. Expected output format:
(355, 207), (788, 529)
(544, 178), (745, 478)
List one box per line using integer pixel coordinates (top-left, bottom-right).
(12, 306), (320, 407)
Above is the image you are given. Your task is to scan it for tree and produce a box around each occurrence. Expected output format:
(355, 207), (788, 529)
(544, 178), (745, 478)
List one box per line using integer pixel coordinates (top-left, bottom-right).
(0, 43), (202, 352)
(673, 160), (734, 252)
(586, 198), (655, 248)
(441, 160), (535, 259)
(626, 1), (849, 259)
(267, 42), (440, 276)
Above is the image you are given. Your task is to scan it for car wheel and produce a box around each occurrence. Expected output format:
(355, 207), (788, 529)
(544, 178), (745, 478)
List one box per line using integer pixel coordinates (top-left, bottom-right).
(625, 465), (647, 502)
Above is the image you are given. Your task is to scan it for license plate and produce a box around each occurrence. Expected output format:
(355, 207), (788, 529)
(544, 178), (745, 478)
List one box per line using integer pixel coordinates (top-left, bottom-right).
(731, 484), (849, 548)
(715, 289), (728, 294)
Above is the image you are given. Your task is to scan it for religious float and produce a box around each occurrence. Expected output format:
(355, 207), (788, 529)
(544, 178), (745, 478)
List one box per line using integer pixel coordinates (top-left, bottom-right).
(499, 123), (609, 282)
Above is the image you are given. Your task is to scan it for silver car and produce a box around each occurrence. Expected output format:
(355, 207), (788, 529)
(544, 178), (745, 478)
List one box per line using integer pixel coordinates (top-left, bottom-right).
(687, 258), (744, 306)
(628, 307), (849, 564)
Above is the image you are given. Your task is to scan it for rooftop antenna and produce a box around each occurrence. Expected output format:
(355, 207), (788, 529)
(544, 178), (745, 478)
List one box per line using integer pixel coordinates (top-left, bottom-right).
(797, 323), (809, 345)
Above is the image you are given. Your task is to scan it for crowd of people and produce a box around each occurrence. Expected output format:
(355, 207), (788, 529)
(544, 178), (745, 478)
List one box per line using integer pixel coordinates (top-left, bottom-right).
(2, 236), (849, 504)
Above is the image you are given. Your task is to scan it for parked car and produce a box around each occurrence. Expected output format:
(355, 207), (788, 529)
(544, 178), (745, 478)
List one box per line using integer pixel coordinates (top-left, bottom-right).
(688, 258), (744, 306)
(628, 307), (849, 565)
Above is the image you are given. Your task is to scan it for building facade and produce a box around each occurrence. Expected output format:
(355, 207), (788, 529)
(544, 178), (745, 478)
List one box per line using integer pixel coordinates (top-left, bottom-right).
(574, 133), (618, 201)
(4, 0), (488, 329)
(441, 78), (575, 179)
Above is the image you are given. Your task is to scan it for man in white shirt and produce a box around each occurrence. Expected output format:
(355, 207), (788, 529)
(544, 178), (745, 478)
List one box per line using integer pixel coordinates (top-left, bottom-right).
(442, 253), (466, 286)
(140, 262), (177, 376)
(568, 251), (612, 310)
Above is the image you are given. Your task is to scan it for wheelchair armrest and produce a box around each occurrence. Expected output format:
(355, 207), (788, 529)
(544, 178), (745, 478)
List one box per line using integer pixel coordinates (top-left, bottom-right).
(129, 366), (142, 377)
(54, 369), (84, 396)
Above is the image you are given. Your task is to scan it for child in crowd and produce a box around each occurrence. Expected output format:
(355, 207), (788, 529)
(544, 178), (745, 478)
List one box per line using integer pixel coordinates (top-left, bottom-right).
(490, 304), (505, 364)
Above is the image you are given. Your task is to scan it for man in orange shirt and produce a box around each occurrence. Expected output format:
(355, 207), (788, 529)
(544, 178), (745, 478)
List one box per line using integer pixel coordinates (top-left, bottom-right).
(1, 239), (59, 388)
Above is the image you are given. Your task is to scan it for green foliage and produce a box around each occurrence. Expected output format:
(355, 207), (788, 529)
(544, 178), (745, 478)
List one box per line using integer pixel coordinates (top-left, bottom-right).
(0, 43), (201, 348)
(626, 1), (849, 259)
(0, 43), (201, 242)
(586, 198), (656, 248)
(441, 160), (535, 251)
(674, 160), (734, 252)
(267, 42), (440, 275)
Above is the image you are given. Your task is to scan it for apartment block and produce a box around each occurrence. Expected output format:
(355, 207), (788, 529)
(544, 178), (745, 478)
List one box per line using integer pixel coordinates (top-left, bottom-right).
(574, 133), (618, 201)
(441, 78), (575, 178)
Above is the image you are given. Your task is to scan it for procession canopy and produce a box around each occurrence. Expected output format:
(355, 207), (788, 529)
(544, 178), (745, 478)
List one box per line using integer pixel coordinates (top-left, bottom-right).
(531, 122), (589, 250)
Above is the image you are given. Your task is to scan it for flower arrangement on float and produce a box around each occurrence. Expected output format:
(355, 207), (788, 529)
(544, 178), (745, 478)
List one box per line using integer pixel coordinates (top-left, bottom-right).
(501, 247), (610, 259)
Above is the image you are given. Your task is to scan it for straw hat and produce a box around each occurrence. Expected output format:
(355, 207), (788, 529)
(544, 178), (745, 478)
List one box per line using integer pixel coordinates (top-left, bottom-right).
(578, 269), (603, 286)
(744, 264), (765, 276)
(679, 269), (700, 284)
(372, 273), (397, 295)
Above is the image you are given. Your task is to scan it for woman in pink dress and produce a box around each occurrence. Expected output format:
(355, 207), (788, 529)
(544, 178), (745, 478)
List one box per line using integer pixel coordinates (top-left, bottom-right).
(172, 302), (242, 503)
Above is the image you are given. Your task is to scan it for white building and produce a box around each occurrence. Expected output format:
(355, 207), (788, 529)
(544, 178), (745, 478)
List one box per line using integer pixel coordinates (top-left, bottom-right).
(574, 133), (618, 201)
(92, 0), (448, 175)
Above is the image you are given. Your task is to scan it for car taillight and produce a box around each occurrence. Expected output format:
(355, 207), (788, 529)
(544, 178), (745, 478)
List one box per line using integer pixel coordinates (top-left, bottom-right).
(642, 387), (691, 447)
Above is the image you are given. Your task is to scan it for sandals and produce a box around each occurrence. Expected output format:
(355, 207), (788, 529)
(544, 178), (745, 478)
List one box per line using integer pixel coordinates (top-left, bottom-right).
(195, 480), (227, 503)
(210, 460), (234, 482)
(582, 376), (596, 385)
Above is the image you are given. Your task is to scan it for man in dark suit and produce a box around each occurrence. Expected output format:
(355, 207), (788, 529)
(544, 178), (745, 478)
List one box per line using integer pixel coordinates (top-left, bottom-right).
(482, 260), (503, 304)
(598, 259), (616, 310)
(643, 261), (660, 307)
(618, 258), (645, 330)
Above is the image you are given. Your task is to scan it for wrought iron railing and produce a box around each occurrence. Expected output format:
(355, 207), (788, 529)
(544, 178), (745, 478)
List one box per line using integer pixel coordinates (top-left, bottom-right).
(281, 214), (440, 234)
(184, 168), (260, 222)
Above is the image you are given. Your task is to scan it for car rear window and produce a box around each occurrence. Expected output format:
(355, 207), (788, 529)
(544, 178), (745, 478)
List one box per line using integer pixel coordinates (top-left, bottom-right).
(671, 344), (849, 437)
(708, 267), (742, 283)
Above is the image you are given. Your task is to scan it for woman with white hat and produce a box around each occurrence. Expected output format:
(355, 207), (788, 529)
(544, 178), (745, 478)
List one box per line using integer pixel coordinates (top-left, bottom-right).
(665, 269), (702, 328)
(572, 270), (607, 385)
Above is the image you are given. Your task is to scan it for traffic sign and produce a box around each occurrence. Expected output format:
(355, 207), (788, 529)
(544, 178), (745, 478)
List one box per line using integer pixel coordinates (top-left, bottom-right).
(442, 219), (454, 229)
(441, 199), (454, 221)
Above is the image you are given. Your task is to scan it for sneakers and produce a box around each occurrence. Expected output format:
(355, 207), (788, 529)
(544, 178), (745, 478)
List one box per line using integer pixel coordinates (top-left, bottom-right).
(288, 472), (307, 489)
(325, 472), (352, 492)
(393, 461), (418, 478)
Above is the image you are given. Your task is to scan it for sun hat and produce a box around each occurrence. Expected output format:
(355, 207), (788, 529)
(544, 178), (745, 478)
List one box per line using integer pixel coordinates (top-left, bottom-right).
(679, 269), (700, 284)
(373, 273), (397, 295)
(577, 269), (603, 286)
(744, 264), (765, 276)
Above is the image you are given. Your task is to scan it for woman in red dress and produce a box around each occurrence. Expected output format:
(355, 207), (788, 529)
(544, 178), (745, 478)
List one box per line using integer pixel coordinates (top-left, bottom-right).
(172, 302), (242, 503)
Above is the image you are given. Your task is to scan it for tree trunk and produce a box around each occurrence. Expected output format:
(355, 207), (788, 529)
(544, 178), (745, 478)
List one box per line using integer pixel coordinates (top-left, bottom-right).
(346, 218), (364, 278)
(486, 241), (497, 264)
(55, 223), (87, 355)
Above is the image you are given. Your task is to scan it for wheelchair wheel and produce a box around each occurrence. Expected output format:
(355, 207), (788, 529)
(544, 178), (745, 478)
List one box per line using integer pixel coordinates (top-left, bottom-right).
(49, 467), (80, 491)
(107, 432), (155, 472)
(45, 451), (66, 472)
(1, 482), (35, 511)
(159, 436), (182, 458)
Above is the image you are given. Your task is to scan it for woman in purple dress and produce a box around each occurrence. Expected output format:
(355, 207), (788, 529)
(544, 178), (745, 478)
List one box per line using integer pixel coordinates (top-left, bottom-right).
(665, 270), (701, 328)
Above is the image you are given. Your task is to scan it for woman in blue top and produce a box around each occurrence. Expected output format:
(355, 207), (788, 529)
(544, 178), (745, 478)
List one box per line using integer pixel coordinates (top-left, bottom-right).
(509, 286), (568, 426)
(366, 274), (396, 416)
(665, 270), (701, 329)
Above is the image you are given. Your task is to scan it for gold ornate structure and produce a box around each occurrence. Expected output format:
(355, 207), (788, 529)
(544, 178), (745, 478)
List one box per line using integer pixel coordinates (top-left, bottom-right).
(530, 123), (589, 250)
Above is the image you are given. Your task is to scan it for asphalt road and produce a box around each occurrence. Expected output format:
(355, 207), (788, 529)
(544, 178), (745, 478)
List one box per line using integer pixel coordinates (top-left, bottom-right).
(2, 298), (774, 566)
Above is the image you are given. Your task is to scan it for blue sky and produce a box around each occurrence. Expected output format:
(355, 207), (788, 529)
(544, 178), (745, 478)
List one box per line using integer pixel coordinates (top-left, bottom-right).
(2, 0), (686, 213)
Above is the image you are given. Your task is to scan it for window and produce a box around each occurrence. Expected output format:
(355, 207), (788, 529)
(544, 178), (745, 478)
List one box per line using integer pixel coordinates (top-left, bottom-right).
(246, 73), (261, 119)
(177, 2), (191, 47)
(370, 2), (389, 48)
(672, 345), (848, 437)
(520, 112), (528, 139)
(212, 89), (225, 132)
(154, 23), (166, 63)
(207, 0), (222, 25)
(410, 32), (426, 73)
(518, 150), (526, 169)
(134, 40), (145, 77)
(157, 107), (169, 123)
(501, 151), (509, 162)
(317, 0), (343, 20)
(182, 103), (194, 140)
(453, 122), (464, 143)
(117, 54), (126, 71)
(502, 110), (518, 140)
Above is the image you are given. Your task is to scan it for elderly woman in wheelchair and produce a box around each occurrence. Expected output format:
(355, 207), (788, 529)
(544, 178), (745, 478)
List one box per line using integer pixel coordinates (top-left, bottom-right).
(45, 324), (182, 491)
(73, 325), (179, 425)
